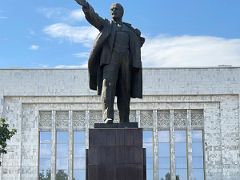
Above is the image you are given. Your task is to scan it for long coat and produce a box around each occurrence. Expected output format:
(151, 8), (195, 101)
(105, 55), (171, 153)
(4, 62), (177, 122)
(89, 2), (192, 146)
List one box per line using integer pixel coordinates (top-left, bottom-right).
(83, 5), (144, 98)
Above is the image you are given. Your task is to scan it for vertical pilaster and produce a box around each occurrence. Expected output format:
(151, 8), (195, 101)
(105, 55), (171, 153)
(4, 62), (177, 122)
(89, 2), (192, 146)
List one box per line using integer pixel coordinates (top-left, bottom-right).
(0, 95), (3, 179)
(34, 105), (40, 178)
(204, 104), (222, 180)
(187, 110), (192, 180)
(0, 95), (3, 117)
(51, 111), (56, 180)
(68, 111), (73, 180)
(136, 110), (141, 127)
(239, 95), (240, 178)
(37, 110), (41, 180)
(170, 110), (176, 180)
(18, 99), (23, 180)
(1, 98), (22, 180)
(153, 110), (159, 180)
(85, 110), (89, 149)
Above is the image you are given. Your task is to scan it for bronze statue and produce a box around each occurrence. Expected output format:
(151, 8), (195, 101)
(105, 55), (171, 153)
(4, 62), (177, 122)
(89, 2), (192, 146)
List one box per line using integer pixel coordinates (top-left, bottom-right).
(75, 0), (145, 123)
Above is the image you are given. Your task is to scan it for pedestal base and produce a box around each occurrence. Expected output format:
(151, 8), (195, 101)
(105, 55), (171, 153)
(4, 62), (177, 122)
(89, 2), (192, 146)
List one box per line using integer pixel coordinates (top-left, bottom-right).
(86, 125), (146, 180)
(94, 122), (138, 128)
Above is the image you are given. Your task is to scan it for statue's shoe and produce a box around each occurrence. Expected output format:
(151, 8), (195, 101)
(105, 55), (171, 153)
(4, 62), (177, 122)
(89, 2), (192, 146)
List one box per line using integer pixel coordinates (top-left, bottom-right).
(104, 118), (113, 124)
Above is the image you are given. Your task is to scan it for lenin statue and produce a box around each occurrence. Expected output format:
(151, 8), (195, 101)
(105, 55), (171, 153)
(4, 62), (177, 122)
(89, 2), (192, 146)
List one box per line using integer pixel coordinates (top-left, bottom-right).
(75, 0), (145, 123)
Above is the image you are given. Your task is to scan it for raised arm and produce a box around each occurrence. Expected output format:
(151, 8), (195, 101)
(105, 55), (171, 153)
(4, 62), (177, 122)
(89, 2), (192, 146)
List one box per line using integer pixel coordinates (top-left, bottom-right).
(74, 0), (88, 7)
(74, 0), (105, 30)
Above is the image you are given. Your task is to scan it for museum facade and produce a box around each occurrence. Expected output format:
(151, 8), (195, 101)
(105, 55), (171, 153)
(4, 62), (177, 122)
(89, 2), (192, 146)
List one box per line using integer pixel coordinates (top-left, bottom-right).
(0, 67), (239, 180)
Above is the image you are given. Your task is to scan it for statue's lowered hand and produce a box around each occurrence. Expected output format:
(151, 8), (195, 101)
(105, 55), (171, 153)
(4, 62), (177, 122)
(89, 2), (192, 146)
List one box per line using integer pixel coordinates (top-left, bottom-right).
(75, 0), (88, 7)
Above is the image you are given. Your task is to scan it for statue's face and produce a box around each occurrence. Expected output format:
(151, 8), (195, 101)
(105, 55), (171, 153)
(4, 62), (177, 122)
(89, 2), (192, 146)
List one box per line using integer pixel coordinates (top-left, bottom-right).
(110, 3), (123, 20)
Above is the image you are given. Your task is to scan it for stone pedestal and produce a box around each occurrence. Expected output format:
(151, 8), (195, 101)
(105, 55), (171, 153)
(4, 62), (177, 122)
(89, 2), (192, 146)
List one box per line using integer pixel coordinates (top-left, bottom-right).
(86, 123), (146, 180)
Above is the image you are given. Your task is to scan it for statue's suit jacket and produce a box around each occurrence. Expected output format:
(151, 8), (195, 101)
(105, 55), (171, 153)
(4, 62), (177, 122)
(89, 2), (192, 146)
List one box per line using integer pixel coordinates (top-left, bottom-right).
(83, 5), (144, 98)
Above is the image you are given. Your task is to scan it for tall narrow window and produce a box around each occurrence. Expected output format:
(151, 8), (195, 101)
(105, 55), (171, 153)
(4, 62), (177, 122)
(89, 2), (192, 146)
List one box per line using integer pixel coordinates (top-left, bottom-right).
(73, 131), (86, 180)
(143, 130), (153, 180)
(158, 130), (170, 180)
(192, 130), (204, 180)
(39, 131), (51, 180)
(56, 131), (69, 179)
(175, 130), (187, 180)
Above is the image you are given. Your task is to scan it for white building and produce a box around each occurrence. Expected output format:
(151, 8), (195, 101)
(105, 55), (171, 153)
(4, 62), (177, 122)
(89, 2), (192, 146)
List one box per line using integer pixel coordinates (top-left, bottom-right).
(0, 67), (240, 180)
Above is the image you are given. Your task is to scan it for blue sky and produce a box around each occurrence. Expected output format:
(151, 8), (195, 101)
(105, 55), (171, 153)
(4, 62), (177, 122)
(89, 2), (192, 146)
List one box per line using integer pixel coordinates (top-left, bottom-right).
(0, 0), (240, 68)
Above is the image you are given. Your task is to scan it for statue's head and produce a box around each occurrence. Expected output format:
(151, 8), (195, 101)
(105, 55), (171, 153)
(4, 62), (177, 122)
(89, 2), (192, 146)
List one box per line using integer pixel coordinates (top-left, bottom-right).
(110, 3), (124, 21)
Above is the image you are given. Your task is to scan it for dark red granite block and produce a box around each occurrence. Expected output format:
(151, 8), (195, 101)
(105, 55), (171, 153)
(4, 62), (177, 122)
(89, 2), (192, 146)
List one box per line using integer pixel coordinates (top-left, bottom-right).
(86, 126), (146, 180)
(86, 128), (146, 180)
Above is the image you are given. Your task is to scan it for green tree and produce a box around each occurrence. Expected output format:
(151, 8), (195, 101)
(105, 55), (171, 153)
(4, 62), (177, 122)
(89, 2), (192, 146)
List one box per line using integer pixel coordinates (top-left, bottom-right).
(165, 172), (171, 180)
(39, 169), (51, 180)
(39, 170), (76, 180)
(0, 118), (16, 166)
(56, 170), (76, 180)
(164, 172), (180, 180)
(56, 170), (68, 180)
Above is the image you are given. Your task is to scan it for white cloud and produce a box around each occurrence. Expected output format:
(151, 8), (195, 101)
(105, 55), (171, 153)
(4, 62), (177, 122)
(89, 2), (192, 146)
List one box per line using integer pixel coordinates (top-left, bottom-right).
(39, 64), (49, 68)
(43, 23), (98, 47)
(142, 35), (240, 67)
(54, 64), (87, 68)
(69, 9), (85, 21)
(73, 52), (89, 58)
(37, 64), (87, 68)
(43, 23), (240, 68)
(80, 63), (88, 68)
(39, 8), (84, 22)
(39, 7), (68, 19)
(29, 44), (39, 50)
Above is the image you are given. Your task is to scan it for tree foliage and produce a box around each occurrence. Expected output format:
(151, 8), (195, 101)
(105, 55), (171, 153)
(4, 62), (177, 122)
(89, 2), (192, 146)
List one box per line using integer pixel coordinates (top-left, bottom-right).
(161, 172), (180, 180)
(39, 169), (76, 180)
(56, 170), (68, 180)
(39, 169), (51, 180)
(0, 118), (16, 166)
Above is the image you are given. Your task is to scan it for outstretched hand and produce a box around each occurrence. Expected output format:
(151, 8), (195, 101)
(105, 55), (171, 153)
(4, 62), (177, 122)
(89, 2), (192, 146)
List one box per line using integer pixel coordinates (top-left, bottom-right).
(75, 0), (88, 7)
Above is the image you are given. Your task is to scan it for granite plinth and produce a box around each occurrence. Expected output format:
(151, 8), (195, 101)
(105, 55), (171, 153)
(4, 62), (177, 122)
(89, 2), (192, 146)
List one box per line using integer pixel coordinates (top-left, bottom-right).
(86, 127), (146, 180)
(94, 122), (138, 128)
